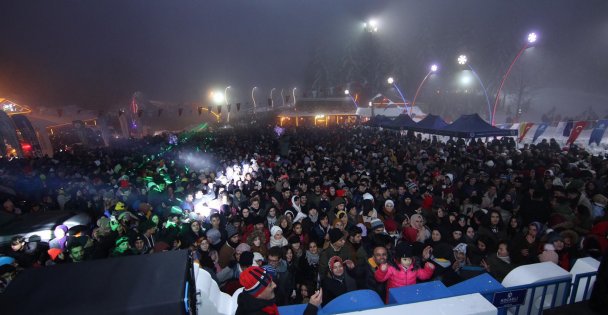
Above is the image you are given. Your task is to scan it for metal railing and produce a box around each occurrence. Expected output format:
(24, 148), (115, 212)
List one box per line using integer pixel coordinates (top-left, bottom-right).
(569, 271), (598, 304)
(498, 276), (572, 315)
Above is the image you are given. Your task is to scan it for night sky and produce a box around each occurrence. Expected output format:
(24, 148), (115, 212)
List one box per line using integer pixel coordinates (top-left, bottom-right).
(1, 0), (606, 111)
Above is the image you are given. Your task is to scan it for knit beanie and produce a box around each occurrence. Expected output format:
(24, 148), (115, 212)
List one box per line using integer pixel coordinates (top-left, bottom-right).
(270, 226), (283, 238)
(370, 218), (384, 231)
(226, 224), (238, 239)
(328, 228), (345, 244)
(240, 266), (273, 297)
(235, 243), (252, 254)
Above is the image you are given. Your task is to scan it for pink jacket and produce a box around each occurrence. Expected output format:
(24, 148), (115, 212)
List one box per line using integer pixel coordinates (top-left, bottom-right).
(374, 262), (435, 296)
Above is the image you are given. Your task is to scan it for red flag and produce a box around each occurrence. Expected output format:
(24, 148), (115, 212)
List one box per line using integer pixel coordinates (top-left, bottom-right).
(566, 121), (588, 145)
(518, 122), (534, 142)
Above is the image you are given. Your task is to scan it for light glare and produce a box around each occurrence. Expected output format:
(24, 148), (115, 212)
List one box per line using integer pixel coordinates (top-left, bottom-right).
(430, 64), (438, 72)
(458, 55), (468, 65)
(387, 77), (394, 84)
(527, 32), (537, 44)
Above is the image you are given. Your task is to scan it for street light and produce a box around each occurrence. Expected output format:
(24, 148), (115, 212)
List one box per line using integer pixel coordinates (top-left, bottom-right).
(491, 32), (538, 125)
(457, 54), (492, 121)
(292, 87), (297, 109)
(225, 86), (231, 123)
(345, 89), (358, 108)
(270, 88), (276, 108)
(387, 76), (410, 116)
(412, 63), (439, 108)
(363, 19), (378, 33)
(251, 87), (257, 112)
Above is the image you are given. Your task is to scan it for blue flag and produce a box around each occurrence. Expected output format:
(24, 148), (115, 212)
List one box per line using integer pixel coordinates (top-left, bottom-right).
(563, 120), (574, 137)
(589, 120), (608, 145)
(532, 123), (549, 143)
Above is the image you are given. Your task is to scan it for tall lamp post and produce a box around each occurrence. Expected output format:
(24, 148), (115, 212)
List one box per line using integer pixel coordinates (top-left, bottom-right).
(345, 90), (358, 108)
(292, 87), (297, 109)
(225, 86), (231, 123)
(270, 88), (276, 108)
(457, 55), (492, 122)
(387, 77), (409, 116)
(363, 19), (379, 118)
(412, 64), (439, 109)
(491, 32), (538, 125)
(251, 86), (257, 113)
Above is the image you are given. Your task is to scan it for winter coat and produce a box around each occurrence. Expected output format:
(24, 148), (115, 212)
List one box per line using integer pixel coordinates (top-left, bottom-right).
(374, 261), (435, 302)
(321, 273), (357, 306)
(235, 291), (319, 315)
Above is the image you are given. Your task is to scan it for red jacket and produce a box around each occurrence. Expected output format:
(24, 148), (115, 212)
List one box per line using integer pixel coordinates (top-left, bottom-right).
(374, 261), (435, 302)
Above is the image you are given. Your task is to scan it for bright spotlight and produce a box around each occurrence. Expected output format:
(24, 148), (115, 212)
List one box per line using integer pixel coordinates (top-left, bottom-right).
(461, 74), (472, 86)
(430, 64), (438, 72)
(527, 32), (537, 44)
(387, 77), (395, 84)
(211, 91), (225, 104)
(369, 19), (377, 27)
(458, 55), (468, 65)
(368, 101), (373, 107)
(344, 89), (350, 95)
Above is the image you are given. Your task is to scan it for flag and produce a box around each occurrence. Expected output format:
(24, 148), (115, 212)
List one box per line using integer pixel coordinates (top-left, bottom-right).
(589, 120), (608, 145)
(518, 122), (534, 142)
(566, 121), (588, 145)
(562, 120), (574, 137)
(532, 123), (549, 143)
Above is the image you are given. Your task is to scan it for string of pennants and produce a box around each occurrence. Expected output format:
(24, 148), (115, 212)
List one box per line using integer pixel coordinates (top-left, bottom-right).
(501, 119), (608, 145)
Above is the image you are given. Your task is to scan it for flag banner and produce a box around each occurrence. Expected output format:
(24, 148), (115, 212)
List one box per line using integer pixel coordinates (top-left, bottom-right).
(532, 122), (549, 143)
(518, 122), (534, 142)
(563, 120), (574, 137)
(589, 119), (608, 145)
(566, 121), (588, 145)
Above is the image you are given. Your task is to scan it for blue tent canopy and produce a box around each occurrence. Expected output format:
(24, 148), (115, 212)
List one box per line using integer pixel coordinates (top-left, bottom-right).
(365, 115), (391, 127)
(414, 114), (448, 133)
(382, 114), (417, 130)
(439, 113), (518, 138)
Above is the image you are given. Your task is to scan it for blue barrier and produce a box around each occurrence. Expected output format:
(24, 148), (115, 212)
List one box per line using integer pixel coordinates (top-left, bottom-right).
(569, 271), (597, 304)
(388, 280), (452, 304)
(497, 276), (572, 315)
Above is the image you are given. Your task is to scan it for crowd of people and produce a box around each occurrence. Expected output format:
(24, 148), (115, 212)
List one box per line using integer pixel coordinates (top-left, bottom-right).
(1, 124), (608, 310)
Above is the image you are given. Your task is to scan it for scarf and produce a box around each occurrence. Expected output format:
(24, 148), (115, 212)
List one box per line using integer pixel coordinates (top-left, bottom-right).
(305, 250), (319, 266)
(267, 216), (277, 227)
(308, 213), (318, 223)
(497, 254), (511, 264)
(261, 304), (279, 315)
(269, 236), (288, 248)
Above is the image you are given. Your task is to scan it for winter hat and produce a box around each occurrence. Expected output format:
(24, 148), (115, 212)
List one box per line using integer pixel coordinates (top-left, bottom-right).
(240, 266), (273, 297)
(253, 252), (265, 264)
(114, 202), (126, 211)
(235, 243), (251, 254)
(328, 255), (343, 270)
(115, 236), (130, 247)
(270, 226), (283, 238)
(47, 248), (63, 261)
(356, 223), (368, 237)
(529, 222), (544, 236)
(328, 228), (345, 244)
(239, 251), (254, 266)
(226, 224), (238, 239)
(288, 235), (301, 245)
(370, 218), (384, 231)
(362, 193), (374, 201)
(395, 242), (414, 258)
(284, 210), (295, 219)
(384, 200), (395, 208)
(406, 182), (418, 191)
(538, 244), (559, 264)
(262, 264), (277, 278)
(206, 228), (222, 246)
(384, 219), (397, 233)
(453, 243), (468, 255)
(546, 231), (563, 244)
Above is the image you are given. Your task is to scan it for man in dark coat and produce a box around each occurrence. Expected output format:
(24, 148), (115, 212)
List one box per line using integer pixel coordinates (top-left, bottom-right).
(236, 266), (322, 315)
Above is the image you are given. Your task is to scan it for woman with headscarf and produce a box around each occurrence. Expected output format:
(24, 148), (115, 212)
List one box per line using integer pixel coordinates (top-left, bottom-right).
(321, 256), (356, 306)
(404, 214), (431, 243)
(511, 221), (542, 265)
(477, 210), (507, 245)
(269, 226), (289, 248)
(481, 240), (515, 282)
(49, 225), (69, 251)
(297, 241), (321, 287)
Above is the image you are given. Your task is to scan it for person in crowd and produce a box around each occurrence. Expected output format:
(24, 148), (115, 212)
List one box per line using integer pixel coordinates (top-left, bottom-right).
(321, 256), (357, 306)
(481, 240), (515, 282)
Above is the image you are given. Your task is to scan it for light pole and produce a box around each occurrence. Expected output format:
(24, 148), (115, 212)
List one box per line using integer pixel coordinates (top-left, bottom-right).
(225, 86), (231, 123)
(492, 32), (538, 125)
(251, 87), (257, 114)
(387, 77), (410, 116)
(457, 55), (492, 121)
(292, 87), (297, 109)
(270, 88), (276, 108)
(345, 90), (358, 108)
(412, 64), (438, 109)
(363, 18), (379, 119)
